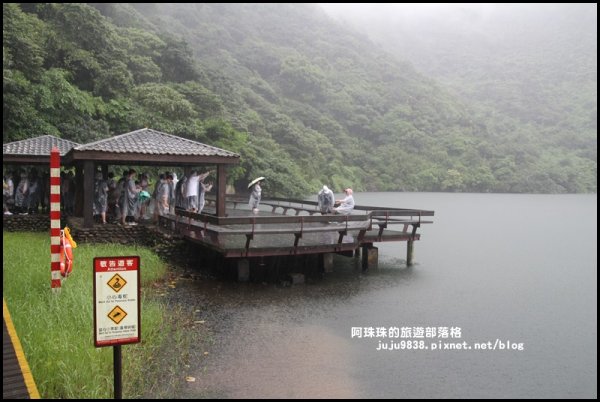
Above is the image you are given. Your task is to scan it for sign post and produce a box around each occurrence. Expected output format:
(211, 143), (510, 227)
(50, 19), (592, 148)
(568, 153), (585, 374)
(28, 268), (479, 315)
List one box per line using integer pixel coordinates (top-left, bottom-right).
(93, 256), (141, 399)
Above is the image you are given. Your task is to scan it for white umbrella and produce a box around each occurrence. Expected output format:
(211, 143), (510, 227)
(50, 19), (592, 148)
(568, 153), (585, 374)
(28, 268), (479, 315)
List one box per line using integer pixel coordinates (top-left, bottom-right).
(248, 176), (265, 189)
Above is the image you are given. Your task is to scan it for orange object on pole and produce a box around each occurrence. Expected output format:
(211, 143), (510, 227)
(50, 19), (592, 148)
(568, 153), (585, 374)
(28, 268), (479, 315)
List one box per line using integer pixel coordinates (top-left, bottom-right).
(59, 230), (74, 277)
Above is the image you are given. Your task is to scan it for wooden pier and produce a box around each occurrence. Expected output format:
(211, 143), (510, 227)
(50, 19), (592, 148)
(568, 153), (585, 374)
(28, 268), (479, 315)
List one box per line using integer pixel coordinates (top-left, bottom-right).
(157, 196), (433, 272)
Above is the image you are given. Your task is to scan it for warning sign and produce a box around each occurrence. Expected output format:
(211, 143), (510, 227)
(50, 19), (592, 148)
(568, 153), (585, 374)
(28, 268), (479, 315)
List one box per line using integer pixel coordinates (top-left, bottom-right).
(93, 256), (140, 347)
(107, 273), (127, 292)
(108, 306), (127, 325)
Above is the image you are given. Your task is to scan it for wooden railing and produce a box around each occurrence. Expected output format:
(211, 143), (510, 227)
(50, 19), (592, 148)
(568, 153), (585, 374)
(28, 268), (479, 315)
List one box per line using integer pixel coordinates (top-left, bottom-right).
(160, 197), (433, 246)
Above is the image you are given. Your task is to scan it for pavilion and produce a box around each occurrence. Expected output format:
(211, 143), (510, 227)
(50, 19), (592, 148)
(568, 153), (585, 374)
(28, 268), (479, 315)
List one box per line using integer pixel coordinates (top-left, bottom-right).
(2, 135), (80, 164)
(3, 129), (240, 228)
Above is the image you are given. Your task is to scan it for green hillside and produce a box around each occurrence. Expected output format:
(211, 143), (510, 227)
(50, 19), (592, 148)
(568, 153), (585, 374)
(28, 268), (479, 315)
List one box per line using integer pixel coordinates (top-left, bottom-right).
(3, 3), (596, 194)
(321, 4), (597, 193)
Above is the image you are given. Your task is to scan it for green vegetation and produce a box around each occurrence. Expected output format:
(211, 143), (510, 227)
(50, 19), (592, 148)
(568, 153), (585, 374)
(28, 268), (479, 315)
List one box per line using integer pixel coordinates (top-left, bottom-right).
(3, 3), (596, 194)
(323, 4), (598, 194)
(2, 232), (192, 398)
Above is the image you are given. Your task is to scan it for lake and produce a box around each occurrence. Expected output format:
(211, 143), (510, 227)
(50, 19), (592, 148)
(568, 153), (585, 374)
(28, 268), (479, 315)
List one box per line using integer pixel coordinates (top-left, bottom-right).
(177, 192), (597, 398)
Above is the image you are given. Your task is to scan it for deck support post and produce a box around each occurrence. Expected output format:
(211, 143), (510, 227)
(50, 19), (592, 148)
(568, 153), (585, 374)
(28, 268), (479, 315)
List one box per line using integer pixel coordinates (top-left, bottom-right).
(407, 223), (418, 266)
(237, 259), (250, 282)
(361, 244), (378, 271)
(407, 239), (414, 266)
(320, 253), (334, 273)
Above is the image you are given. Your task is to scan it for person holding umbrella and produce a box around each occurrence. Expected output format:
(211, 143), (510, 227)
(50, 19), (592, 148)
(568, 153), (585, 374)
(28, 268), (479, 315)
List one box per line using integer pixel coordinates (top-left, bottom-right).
(248, 177), (264, 214)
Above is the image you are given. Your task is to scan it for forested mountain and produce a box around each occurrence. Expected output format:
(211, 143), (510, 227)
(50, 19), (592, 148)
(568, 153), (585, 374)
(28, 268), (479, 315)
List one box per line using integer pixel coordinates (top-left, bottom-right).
(3, 3), (596, 195)
(321, 3), (597, 193)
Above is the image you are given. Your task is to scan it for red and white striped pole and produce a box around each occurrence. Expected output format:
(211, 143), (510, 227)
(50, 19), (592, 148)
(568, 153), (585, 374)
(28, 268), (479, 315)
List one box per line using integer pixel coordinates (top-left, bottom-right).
(50, 146), (61, 291)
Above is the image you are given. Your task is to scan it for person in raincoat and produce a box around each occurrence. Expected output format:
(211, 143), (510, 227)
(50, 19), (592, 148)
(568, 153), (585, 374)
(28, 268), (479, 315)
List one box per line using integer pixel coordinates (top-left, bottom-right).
(333, 188), (355, 215)
(175, 174), (186, 210)
(198, 178), (213, 214)
(26, 169), (39, 214)
(14, 170), (29, 214)
(93, 171), (109, 224)
(186, 170), (212, 212)
(3, 173), (14, 215)
(120, 169), (140, 225)
(317, 185), (335, 214)
(248, 177), (264, 213)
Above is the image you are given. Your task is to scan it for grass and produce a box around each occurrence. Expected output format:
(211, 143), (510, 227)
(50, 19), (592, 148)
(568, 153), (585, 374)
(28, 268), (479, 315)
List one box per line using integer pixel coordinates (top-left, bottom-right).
(3, 232), (194, 399)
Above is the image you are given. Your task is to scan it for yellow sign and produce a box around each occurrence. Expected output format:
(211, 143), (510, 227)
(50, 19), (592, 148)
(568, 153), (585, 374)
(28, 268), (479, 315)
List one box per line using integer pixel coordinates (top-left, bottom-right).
(108, 306), (127, 325)
(107, 273), (127, 293)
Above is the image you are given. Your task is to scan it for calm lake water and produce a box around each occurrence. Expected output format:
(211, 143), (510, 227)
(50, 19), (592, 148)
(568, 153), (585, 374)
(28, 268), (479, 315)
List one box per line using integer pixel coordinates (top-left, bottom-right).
(176, 193), (597, 398)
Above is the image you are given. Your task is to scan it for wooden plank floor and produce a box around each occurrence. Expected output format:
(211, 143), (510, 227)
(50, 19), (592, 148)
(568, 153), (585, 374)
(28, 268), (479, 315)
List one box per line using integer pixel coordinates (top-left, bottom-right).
(3, 300), (39, 399)
(3, 320), (30, 399)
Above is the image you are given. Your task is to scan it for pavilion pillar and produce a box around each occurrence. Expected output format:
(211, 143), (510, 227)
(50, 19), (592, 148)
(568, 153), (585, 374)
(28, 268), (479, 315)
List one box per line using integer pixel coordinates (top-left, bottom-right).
(83, 160), (94, 228)
(101, 164), (108, 179)
(217, 164), (227, 217)
(74, 163), (84, 217)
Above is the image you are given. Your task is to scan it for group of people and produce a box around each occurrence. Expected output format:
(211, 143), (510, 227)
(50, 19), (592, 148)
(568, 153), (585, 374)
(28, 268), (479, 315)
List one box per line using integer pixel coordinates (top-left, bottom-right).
(318, 186), (355, 215)
(90, 168), (143, 225)
(247, 177), (354, 215)
(3, 168), (51, 215)
(176, 170), (213, 214)
(92, 168), (214, 225)
(5, 168), (355, 222)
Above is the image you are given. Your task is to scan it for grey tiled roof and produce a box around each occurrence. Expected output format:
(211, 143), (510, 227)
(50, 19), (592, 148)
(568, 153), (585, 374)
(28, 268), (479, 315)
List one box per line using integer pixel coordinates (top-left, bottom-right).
(3, 135), (80, 156)
(74, 128), (240, 158)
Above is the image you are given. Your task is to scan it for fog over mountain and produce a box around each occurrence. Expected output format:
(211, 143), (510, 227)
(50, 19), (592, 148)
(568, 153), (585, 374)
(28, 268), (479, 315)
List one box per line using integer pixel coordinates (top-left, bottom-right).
(320, 3), (597, 192)
(4, 4), (596, 193)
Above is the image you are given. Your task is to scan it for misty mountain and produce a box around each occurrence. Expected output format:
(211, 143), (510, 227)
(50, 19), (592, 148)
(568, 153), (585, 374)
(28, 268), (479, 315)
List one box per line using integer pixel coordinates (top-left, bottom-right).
(322, 3), (597, 191)
(3, 3), (596, 194)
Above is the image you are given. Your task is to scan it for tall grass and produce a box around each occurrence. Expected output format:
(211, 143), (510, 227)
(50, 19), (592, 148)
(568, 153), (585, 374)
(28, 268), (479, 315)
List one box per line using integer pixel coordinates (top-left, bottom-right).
(3, 232), (191, 398)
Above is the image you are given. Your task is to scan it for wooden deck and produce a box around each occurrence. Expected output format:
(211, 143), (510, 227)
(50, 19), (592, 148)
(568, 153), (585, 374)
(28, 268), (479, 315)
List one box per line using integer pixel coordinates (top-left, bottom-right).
(157, 197), (433, 259)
